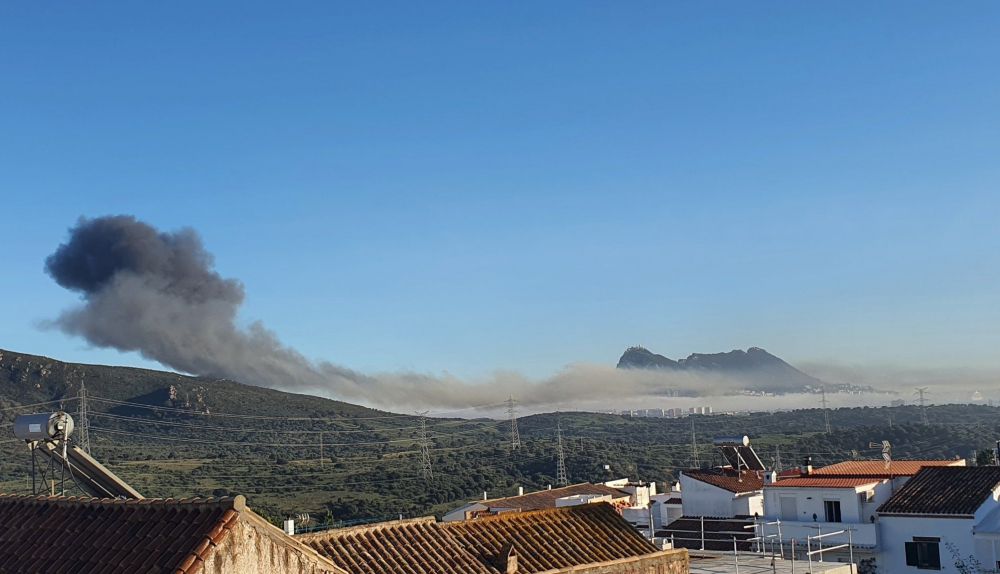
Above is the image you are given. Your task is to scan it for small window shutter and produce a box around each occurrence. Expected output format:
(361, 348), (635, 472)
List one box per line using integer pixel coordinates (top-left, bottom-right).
(927, 543), (941, 569)
(905, 542), (918, 566)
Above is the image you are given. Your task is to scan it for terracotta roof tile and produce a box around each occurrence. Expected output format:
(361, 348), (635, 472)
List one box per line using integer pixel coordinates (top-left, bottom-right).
(683, 469), (764, 493)
(809, 460), (962, 478)
(443, 503), (659, 573)
(769, 477), (882, 489)
(0, 494), (244, 574)
(303, 503), (663, 574)
(879, 466), (1000, 516)
(482, 482), (631, 512)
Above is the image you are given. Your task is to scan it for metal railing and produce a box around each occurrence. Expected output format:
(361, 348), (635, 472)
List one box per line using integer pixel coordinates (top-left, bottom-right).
(664, 516), (859, 573)
(806, 527), (854, 573)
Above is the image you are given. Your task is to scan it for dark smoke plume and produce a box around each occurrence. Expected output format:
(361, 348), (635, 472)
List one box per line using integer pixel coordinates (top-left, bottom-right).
(45, 215), (379, 399)
(48, 216), (920, 412)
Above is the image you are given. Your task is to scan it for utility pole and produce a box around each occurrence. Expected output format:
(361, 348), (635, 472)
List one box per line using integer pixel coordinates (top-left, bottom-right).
(77, 381), (91, 454)
(915, 387), (929, 425)
(691, 419), (700, 468)
(419, 413), (433, 480)
(820, 386), (832, 434)
(507, 396), (521, 452)
(555, 419), (568, 486)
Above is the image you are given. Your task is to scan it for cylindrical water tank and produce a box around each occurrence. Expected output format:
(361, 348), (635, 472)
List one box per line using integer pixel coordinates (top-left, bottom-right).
(13, 412), (75, 441)
(712, 435), (750, 447)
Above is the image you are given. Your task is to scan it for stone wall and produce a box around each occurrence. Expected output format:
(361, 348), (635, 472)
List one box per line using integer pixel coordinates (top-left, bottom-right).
(546, 549), (689, 574)
(202, 514), (343, 574)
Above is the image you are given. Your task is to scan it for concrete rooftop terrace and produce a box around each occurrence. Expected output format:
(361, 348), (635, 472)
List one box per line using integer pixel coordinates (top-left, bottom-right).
(689, 551), (856, 574)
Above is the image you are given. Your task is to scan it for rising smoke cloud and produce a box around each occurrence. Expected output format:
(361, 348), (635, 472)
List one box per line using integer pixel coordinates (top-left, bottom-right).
(47, 215), (953, 412)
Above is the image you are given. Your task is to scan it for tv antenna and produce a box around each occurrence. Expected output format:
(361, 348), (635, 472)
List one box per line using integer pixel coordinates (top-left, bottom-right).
(868, 440), (892, 470)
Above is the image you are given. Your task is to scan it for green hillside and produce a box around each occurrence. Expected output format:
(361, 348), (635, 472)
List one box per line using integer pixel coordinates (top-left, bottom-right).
(1, 348), (997, 527)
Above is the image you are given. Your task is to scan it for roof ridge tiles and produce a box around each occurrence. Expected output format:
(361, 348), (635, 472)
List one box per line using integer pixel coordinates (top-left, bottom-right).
(297, 516), (438, 540)
(0, 493), (246, 512)
(441, 501), (606, 525)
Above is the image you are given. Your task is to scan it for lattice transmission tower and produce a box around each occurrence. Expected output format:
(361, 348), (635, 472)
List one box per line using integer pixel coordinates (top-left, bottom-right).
(419, 413), (433, 480)
(507, 396), (521, 452)
(820, 386), (832, 434)
(915, 387), (930, 425)
(77, 381), (91, 454)
(555, 420), (568, 486)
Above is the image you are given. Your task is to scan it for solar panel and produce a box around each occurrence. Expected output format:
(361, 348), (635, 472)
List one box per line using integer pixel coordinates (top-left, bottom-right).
(715, 438), (765, 471)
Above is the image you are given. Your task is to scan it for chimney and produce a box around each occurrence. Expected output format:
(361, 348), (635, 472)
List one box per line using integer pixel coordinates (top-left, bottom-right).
(496, 542), (518, 574)
(800, 456), (813, 477)
(517, 486), (524, 496)
(764, 471), (777, 484)
(547, 484), (552, 490)
(483, 491), (488, 501)
(283, 518), (295, 536)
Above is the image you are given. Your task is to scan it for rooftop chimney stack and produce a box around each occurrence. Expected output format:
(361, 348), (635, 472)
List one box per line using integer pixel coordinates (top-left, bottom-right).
(800, 456), (813, 476)
(517, 486), (524, 496)
(497, 542), (519, 574)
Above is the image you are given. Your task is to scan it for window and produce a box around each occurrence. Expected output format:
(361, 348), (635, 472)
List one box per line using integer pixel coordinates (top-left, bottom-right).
(905, 538), (941, 570)
(823, 500), (842, 523)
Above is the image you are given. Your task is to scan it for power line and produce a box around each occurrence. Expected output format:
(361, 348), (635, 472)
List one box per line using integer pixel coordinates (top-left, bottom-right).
(88, 395), (507, 422)
(86, 410), (489, 435)
(0, 398), (78, 413)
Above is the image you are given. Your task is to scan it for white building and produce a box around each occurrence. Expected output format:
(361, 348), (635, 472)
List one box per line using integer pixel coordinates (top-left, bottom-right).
(650, 483), (683, 530)
(878, 466), (1000, 573)
(760, 459), (965, 560)
(679, 469), (764, 518)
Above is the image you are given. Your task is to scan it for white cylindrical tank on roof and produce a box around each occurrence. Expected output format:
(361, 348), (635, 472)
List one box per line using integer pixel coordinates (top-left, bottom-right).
(13, 412), (74, 442)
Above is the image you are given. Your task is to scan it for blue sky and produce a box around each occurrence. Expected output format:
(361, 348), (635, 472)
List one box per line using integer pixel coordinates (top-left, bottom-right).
(1, 2), (999, 380)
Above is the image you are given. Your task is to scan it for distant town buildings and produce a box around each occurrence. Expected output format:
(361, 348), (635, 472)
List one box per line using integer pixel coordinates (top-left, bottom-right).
(613, 406), (714, 418)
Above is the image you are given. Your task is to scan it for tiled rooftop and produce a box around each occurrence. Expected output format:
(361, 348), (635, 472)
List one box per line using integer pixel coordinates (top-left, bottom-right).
(444, 503), (659, 573)
(769, 477), (882, 489)
(303, 503), (667, 574)
(0, 494), (244, 574)
(300, 517), (495, 574)
(484, 482), (630, 511)
(809, 459), (963, 478)
(879, 466), (1000, 516)
(683, 469), (764, 494)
